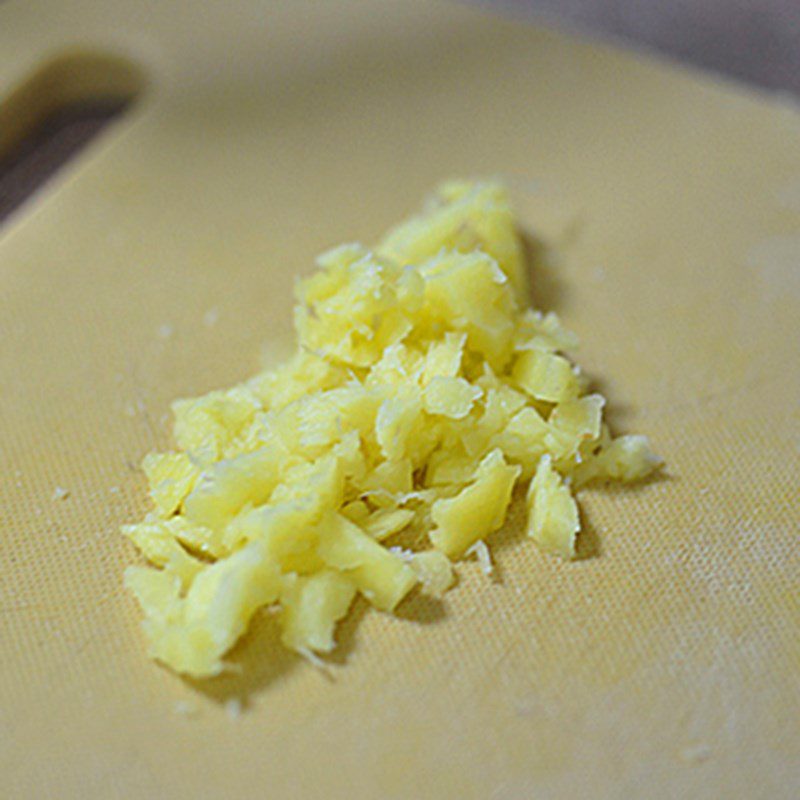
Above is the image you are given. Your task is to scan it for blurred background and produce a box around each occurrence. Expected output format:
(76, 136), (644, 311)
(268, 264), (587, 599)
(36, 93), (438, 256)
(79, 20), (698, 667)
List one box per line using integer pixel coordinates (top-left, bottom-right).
(2, 0), (799, 224)
(489, 0), (800, 95)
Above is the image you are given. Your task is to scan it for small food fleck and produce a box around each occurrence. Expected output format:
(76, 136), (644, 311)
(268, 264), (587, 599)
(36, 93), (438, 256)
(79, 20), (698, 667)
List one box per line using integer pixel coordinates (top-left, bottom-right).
(225, 698), (242, 720)
(122, 180), (661, 678)
(409, 550), (455, 595)
(466, 539), (493, 577)
(52, 486), (70, 501)
(173, 699), (198, 717)
(679, 743), (712, 764)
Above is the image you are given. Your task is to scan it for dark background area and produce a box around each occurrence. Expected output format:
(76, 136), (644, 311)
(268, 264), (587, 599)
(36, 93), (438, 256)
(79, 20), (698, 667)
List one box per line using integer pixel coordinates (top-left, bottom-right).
(2, 1), (799, 227)
(491, 0), (800, 96)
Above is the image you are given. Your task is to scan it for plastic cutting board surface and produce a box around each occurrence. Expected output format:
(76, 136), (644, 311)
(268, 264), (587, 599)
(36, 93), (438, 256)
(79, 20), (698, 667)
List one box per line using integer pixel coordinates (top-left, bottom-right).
(1, 2), (798, 798)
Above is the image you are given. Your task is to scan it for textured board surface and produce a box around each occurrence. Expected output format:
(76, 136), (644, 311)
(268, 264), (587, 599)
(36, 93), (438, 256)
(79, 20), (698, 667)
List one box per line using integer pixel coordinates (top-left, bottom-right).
(1, 2), (798, 798)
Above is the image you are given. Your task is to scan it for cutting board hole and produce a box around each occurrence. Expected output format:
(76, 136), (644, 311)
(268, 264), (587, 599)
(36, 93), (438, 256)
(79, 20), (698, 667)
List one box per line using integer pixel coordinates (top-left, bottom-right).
(0, 50), (144, 225)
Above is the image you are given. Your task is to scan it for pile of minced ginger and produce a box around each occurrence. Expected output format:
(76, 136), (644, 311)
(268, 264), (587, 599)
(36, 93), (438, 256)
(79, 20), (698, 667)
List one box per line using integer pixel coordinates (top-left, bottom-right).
(123, 181), (660, 678)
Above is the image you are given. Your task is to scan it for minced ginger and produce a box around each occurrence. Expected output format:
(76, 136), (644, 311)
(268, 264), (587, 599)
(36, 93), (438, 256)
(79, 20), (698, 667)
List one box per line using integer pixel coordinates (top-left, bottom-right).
(123, 181), (661, 678)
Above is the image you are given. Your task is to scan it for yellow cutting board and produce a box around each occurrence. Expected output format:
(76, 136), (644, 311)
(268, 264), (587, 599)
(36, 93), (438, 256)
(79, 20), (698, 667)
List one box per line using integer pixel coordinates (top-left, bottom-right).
(1, 2), (798, 797)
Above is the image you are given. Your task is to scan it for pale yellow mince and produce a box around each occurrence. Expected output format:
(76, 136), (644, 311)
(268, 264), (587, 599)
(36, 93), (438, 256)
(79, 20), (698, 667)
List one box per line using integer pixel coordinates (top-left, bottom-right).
(123, 182), (661, 678)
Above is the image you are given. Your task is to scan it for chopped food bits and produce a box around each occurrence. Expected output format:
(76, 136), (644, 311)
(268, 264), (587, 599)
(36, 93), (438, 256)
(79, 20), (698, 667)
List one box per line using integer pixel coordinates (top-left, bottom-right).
(123, 181), (661, 677)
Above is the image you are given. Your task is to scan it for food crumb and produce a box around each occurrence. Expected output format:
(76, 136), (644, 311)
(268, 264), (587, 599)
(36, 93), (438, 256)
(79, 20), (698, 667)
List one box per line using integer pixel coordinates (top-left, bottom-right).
(174, 700), (198, 717)
(466, 540), (493, 577)
(203, 307), (219, 327)
(225, 698), (242, 720)
(679, 743), (712, 764)
(297, 647), (332, 674)
(388, 546), (415, 563)
(124, 399), (147, 418)
(52, 486), (70, 501)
